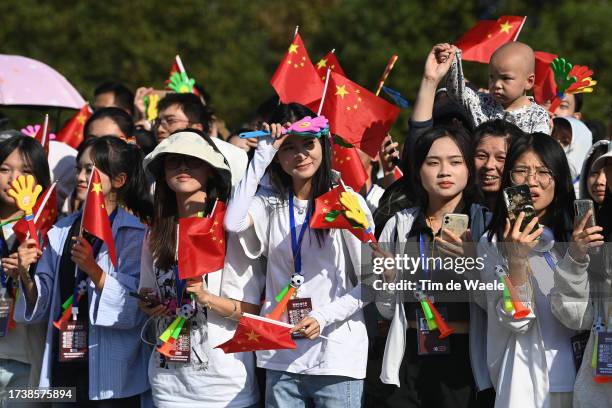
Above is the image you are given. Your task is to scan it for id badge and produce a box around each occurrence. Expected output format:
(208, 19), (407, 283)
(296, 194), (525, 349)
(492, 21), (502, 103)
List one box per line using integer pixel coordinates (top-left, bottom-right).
(59, 320), (88, 362)
(166, 320), (191, 364)
(416, 307), (450, 355)
(595, 332), (612, 378)
(287, 297), (312, 339)
(570, 331), (590, 371)
(0, 296), (13, 338)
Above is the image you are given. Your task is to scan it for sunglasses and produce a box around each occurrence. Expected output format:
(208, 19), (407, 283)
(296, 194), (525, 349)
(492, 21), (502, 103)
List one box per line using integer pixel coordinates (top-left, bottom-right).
(163, 155), (205, 170)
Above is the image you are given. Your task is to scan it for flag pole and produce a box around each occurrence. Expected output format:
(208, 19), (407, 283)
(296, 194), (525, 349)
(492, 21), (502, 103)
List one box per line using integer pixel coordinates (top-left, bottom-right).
(375, 55), (398, 96)
(24, 181), (57, 243)
(41, 114), (49, 148)
(317, 68), (332, 116)
(331, 48), (336, 54)
(175, 54), (187, 75)
(242, 313), (336, 342)
(78, 166), (96, 237)
(293, 25), (299, 38)
(513, 17), (527, 41)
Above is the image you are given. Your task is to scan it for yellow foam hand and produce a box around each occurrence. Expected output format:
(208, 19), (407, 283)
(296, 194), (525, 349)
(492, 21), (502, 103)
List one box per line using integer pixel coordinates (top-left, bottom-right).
(145, 94), (160, 122)
(8, 175), (42, 215)
(339, 191), (369, 230)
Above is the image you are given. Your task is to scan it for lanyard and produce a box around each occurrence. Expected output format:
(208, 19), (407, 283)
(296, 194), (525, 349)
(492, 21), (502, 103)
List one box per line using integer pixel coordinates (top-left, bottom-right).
(419, 233), (428, 278)
(543, 251), (557, 272)
(173, 265), (186, 303)
(289, 193), (310, 275)
(0, 237), (6, 289)
(72, 210), (118, 311)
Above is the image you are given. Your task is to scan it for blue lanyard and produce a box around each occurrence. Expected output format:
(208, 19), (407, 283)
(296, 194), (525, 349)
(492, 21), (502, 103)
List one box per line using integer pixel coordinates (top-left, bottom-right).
(543, 251), (557, 272)
(419, 233), (428, 278)
(0, 237), (6, 289)
(173, 265), (186, 303)
(72, 210), (118, 309)
(289, 193), (310, 275)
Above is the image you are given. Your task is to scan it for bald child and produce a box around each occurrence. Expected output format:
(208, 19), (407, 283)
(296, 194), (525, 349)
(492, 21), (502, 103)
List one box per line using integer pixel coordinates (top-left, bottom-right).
(438, 42), (550, 134)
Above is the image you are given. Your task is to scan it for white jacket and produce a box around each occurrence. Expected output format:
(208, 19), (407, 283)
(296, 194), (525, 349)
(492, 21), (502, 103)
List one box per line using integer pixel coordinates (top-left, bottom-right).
(477, 232), (587, 408)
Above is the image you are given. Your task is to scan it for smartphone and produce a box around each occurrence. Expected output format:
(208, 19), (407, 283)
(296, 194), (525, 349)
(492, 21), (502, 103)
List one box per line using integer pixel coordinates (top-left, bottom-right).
(503, 184), (539, 233)
(574, 199), (596, 228)
(575, 199), (599, 254)
(129, 291), (160, 307)
(442, 213), (469, 237)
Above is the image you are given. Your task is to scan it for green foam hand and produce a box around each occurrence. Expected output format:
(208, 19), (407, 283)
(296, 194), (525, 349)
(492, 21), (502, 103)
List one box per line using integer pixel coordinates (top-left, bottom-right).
(168, 71), (195, 94)
(550, 58), (576, 94)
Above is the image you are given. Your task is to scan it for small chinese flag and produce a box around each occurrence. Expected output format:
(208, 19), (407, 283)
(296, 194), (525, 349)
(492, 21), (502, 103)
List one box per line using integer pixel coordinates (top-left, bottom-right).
(331, 137), (368, 193)
(55, 105), (92, 149)
(82, 168), (117, 267)
(34, 114), (50, 157)
(310, 184), (374, 242)
(321, 71), (399, 159)
(315, 51), (346, 82)
(270, 34), (324, 107)
(216, 313), (297, 353)
(177, 201), (226, 280)
(455, 16), (526, 63)
(13, 183), (58, 247)
(533, 51), (559, 105)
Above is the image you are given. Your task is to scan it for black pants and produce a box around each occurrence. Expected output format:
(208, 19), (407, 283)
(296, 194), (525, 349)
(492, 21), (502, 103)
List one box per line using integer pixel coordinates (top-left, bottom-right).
(365, 329), (487, 408)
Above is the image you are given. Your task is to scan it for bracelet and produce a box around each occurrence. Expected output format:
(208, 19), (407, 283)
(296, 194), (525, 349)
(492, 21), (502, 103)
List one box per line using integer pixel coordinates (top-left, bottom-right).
(226, 300), (241, 321)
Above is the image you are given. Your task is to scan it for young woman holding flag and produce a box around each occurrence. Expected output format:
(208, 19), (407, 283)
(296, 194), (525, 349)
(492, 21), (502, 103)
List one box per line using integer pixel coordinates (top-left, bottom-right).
(14, 136), (152, 406)
(138, 129), (261, 408)
(224, 103), (373, 407)
(0, 135), (51, 400)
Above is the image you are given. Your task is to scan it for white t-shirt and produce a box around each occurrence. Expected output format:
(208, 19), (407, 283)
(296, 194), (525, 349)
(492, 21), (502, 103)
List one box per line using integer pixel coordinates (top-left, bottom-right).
(139, 232), (260, 408)
(237, 190), (369, 379)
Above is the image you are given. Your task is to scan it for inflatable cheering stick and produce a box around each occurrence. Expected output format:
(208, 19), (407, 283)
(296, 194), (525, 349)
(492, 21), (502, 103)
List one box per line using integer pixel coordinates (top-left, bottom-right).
(267, 273), (303, 321)
(426, 299), (455, 339)
(239, 116), (330, 139)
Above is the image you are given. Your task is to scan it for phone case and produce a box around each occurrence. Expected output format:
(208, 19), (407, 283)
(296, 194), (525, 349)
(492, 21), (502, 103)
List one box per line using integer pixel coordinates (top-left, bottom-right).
(503, 184), (538, 232)
(574, 199), (596, 228)
(442, 213), (469, 237)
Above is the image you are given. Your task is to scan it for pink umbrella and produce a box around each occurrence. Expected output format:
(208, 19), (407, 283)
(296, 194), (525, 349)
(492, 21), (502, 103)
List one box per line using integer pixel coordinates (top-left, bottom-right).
(0, 54), (86, 109)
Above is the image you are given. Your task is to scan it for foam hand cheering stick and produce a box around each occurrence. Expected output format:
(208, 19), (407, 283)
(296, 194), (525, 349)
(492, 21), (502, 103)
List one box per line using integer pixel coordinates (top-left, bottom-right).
(339, 190), (376, 242)
(168, 71), (196, 94)
(239, 116), (330, 139)
(548, 57), (597, 113)
(144, 93), (160, 122)
(8, 175), (42, 249)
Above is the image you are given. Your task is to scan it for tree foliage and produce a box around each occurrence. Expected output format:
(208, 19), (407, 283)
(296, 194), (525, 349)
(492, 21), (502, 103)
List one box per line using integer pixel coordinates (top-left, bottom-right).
(0, 0), (610, 135)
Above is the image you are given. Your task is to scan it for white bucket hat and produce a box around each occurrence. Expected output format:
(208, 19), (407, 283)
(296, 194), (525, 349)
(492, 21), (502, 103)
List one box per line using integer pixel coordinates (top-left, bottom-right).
(144, 131), (232, 189)
(591, 141), (612, 171)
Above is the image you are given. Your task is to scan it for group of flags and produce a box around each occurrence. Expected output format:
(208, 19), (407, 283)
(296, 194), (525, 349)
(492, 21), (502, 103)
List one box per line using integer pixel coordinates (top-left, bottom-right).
(270, 33), (401, 193)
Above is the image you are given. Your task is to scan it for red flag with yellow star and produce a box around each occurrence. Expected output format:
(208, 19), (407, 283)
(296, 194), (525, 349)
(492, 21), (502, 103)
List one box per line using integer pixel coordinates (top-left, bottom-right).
(13, 183), (58, 247)
(177, 201), (226, 279)
(533, 51), (558, 105)
(321, 71), (399, 158)
(315, 51), (346, 82)
(310, 184), (374, 242)
(455, 16), (526, 63)
(216, 313), (296, 353)
(82, 167), (117, 267)
(270, 34), (324, 107)
(55, 104), (92, 149)
(331, 136), (368, 192)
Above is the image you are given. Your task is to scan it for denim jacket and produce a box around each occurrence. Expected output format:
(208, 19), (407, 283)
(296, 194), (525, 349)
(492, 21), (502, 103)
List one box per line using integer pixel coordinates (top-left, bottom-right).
(14, 208), (150, 400)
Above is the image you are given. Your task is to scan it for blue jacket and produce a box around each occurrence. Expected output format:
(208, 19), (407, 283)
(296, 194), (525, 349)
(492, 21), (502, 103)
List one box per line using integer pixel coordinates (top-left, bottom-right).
(14, 208), (151, 400)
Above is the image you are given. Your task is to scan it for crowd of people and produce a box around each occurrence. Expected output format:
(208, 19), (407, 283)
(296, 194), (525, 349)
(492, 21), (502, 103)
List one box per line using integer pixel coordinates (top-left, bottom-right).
(0, 38), (610, 408)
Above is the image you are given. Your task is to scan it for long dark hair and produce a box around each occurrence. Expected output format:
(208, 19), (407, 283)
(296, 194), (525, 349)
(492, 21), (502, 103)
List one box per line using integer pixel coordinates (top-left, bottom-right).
(84, 107), (134, 140)
(375, 126), (480, 237)
(149, 128), (231, 270)
(77, 136), (153, 223)
(265, 103), (333, 244)
(487, 133), (575, 243)
(0, 135), (51, 191)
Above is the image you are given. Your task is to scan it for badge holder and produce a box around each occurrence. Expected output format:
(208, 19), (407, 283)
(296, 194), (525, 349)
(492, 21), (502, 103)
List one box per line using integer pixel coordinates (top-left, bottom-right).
(416, 306), (451, 355)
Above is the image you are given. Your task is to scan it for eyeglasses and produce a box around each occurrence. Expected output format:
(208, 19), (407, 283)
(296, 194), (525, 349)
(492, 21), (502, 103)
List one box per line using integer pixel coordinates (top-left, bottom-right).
(510, 167), (554, 188)
(163, 155), (204, 170)
(153, 117), (190, 129)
